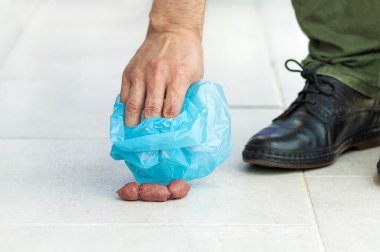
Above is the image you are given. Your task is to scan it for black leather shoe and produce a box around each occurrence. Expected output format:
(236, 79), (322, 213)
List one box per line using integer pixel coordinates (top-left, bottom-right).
(243, 60), (380, 169)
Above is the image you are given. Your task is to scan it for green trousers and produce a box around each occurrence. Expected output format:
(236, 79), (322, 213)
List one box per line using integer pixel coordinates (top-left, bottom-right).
(291, 0), (380, 97)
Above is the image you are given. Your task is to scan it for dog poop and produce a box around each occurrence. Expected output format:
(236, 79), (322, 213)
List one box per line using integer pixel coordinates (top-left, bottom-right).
(117, 180), (191, 202)
(116, 182), (139, 201)
(138, 183), (171, 202)
(167, 180), (190, 199)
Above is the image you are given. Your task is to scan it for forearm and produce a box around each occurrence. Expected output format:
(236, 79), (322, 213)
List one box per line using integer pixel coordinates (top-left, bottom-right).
(148, 0), (206, 39)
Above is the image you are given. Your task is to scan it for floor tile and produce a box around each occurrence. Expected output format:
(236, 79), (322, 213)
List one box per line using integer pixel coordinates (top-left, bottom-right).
(203, 2), (282, 106)
(304, 147), (380, 177)
(0, 109), (312, 225)
(0, 0), (40, 25)
(0, 22), (148, 79)
(0, 77), (120, 138)
(0, 1), (150, 78)
(0, 24), (20, 65)
(29, 0), (152, 22)
(307, 177), (380, 252)
(258, 0), (309, 106)
(0, 225), (319, 252)
(0, 0), (41, 68)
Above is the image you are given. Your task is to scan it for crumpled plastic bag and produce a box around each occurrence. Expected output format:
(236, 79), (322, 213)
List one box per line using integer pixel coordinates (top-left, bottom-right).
(110, 80), (231, 185)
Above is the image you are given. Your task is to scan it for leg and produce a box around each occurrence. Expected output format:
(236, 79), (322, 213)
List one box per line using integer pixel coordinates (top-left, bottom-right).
(243, 1), (380, 168)
(292, 0), (380, 97)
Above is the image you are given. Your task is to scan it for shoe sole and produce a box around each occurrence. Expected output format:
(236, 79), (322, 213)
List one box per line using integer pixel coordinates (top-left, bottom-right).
(243, 126), (380, 169)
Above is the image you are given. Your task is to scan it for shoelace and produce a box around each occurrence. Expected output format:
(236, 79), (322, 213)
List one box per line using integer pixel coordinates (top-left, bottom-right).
(285, 59), (335, 106)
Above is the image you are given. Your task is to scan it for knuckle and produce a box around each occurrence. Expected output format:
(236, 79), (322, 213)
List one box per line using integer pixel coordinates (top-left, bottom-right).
(163, 104), (179, 118)
(144, 104), (161, 117)
(122, 72), (129, 84)
(174, 65), (187, 77)
(121, 76), (128, 86)
(171, 66), (190, 85)
(126, 101), (141, 115)
(122, 64), (132, 79)
(129, 75), (141, 84)
(149, 59), (166, 74)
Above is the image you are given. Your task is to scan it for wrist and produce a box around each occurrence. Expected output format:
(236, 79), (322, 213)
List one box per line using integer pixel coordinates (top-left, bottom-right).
(148, 11), (203, 40)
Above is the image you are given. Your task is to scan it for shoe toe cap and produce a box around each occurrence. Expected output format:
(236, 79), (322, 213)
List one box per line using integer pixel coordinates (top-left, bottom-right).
(244, 122), (326, 154)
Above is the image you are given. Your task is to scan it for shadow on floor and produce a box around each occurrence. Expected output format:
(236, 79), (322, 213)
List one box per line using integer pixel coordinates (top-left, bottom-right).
(373, 175), (380, 187)
(241, 163), (308, 175)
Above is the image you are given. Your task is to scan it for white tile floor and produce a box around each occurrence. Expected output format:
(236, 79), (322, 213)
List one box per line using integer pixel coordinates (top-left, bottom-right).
(0, 0), (379, 251)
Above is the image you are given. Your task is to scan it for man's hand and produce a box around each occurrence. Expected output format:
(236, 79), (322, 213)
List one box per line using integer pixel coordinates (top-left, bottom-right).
(121, 30), (203, 126)
(121, 0), (205, 126)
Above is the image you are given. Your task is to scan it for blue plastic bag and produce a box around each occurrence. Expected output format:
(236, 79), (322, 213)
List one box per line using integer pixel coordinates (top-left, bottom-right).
(110, 80), (231, 185)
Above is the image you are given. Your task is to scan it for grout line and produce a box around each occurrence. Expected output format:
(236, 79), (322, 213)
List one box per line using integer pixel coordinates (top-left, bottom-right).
(0, 223), (313, 228)
(0, 0), (47, 72)
(255, 3), (287, 110)
(300, 171), (326, 252)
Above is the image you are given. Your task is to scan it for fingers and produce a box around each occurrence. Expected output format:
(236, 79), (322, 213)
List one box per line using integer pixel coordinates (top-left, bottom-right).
(120, 69), (131, 104)
(144, 71), (166, 119)
(163, 76), (190, 118)
(125, 79), (146, 126)
(121, 63), (192, 126)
